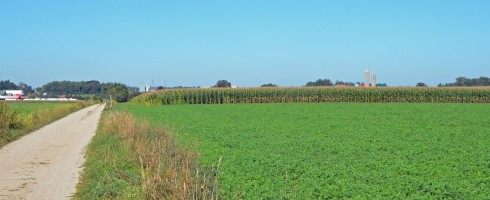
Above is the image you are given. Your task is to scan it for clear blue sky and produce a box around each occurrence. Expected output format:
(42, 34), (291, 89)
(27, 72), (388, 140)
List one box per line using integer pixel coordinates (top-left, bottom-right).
(1, 1), (489, 87)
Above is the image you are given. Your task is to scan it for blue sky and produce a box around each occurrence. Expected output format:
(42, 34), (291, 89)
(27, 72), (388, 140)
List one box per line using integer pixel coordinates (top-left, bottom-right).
(1, 1), (489, 87)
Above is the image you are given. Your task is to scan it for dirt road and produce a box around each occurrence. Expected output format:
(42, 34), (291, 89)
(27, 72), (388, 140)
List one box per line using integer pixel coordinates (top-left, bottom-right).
(0, 104), (105, 200)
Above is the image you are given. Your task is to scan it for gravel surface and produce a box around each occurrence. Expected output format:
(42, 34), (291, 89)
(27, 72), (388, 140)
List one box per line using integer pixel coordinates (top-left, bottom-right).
(0, 104), (105, 200)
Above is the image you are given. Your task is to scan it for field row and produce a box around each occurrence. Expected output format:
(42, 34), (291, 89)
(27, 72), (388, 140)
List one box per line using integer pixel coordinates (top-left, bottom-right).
(132, 87), (490, 105)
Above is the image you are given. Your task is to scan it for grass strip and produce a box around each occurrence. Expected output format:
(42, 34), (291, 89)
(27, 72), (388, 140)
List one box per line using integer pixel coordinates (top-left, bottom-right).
(0, 101), (95, 148)
(74, 111), (142, 199)
(75, 108), (220, 199)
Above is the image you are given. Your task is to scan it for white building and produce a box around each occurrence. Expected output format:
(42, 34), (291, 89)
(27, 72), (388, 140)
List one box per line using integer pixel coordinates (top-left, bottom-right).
(5, 90), (24, 95)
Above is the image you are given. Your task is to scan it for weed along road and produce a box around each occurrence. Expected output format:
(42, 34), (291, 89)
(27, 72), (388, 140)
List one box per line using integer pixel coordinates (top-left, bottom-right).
(0, 104), (105, 200)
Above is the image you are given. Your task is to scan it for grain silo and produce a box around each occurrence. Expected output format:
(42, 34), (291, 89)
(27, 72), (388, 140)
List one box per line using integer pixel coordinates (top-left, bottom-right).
(372, 73), (376, 87)
(364, 69), (370, 87)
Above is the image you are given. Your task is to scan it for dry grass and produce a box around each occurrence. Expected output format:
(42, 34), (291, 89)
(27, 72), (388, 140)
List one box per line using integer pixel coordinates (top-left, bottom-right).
(102, 111), (220, 199)
(0, 101), (94, 148)
(0, 103), (14, 134)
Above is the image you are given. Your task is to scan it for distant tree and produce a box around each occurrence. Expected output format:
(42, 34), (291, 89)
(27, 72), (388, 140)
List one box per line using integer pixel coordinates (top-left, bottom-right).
(214, 80), (231, 88)
(127, 86), (140, 93)
(439, 76), (490, 87)
(455, 77), (468, 86)
(129, 91), (141, 99)
(376, 83), (388, 87)
(40, 80), (102, 95)
(18, 82), (34, 94)
(157, 86), (165, 90)
(0, 80), (18, 90)
(416, 82), (428, 87)
(39, 80), (134, 102)
(0, 80), (35, 94)
(334, 80), (355, 86)
(305, 79), (333, 87)
(103, 82), (130, 102)
(126, 86), (141, 99)
(260, 83), (278, 87)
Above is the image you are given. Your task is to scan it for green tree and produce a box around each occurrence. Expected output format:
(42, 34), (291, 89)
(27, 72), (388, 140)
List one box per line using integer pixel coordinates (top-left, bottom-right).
(39, 80), (133, 102)
(40, 80), (102, 95)
(103, 83), (130, 102)
(455, 77), (468, 86)
(0, 80), (18, 90)
(416, 82), (428, 87)
(334, 80), (355, 86)
(0, 80), (35, 94)
(18, 82), (34, 94)
(214, 80), (231, 88)
(305, 79), (333, 87)
(439, 76), (490, 87)
(260, 83), (278, 87)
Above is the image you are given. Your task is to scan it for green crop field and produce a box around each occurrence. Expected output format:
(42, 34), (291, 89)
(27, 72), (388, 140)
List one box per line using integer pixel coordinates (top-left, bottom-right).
(133, 87), (490, 105)
(5, 101), (83, 116)
(120, 103), (490, 199)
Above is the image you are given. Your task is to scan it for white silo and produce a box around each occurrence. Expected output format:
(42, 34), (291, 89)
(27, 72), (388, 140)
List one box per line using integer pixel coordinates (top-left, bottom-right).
(372, 73), (376, 87)
(364, 69), (370, 87)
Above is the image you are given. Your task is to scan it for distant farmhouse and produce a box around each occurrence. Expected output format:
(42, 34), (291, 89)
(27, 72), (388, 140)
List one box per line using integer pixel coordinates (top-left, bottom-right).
(0, 90), (25, 100)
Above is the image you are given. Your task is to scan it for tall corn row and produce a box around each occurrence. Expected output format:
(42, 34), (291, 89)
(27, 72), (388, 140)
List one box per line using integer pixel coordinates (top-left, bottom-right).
(132, 87), (490, 105)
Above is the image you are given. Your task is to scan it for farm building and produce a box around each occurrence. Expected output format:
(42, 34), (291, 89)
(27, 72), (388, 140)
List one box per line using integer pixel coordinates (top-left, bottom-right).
(5, 90), (24, 95)
(0, 90), (25, 100)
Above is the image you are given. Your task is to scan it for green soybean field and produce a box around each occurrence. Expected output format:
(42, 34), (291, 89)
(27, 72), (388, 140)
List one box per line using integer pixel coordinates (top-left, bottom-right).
(120, 103), (490, 199)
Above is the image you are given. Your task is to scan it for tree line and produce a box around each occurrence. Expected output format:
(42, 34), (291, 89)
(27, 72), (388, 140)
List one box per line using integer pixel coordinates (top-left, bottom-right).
(0, 80), (34, 94)
(212, 79), (387, 88)
(40, 80), (104, 95)
(0, 80), (138, 102)
(39, 81), (138, 102)
(3, 76), (488, 101)
(438, 76), (490, 87)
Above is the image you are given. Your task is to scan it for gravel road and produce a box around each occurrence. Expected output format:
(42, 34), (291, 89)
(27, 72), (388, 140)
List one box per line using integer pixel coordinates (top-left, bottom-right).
(0, 104), (105, 200)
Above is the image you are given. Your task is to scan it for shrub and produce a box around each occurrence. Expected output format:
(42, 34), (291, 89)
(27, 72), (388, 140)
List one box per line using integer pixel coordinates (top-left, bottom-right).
(0, 103), (9, 134)
(0, 102), (23, 134)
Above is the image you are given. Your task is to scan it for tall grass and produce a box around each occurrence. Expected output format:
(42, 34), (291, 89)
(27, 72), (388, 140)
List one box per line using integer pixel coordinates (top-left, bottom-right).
(0, 101), (94, 148)
(76, 109), (220, 199)
(0, 103), (22, 135)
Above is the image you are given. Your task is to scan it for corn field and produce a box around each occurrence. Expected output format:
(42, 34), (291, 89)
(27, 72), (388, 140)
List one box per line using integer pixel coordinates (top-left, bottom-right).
(132, 87), (490, 105)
